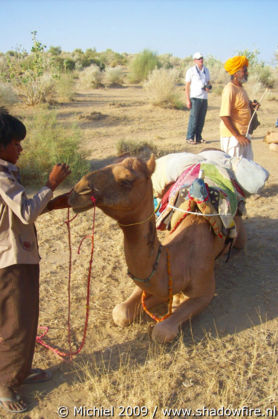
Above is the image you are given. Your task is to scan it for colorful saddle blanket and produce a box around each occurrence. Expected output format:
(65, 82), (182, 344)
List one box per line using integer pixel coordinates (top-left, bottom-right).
(154, 162), (245, 238)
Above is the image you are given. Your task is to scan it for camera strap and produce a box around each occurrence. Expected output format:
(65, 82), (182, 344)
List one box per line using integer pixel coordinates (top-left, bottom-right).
(195, 65), (209, 83)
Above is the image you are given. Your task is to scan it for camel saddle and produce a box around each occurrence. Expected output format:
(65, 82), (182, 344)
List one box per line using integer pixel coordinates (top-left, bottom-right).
(155, 162), (245, 239)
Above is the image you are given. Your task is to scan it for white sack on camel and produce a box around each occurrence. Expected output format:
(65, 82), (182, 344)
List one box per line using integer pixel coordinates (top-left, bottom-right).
(152, 150), (269, 197)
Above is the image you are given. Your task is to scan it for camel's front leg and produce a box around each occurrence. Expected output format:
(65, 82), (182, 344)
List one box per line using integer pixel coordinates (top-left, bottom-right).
(112, 286), (167, 327)
(112, 286), (142, 327)
(152, 277), (215, 343)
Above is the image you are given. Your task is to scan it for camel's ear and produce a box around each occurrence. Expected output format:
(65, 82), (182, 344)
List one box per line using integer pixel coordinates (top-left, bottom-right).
(146, 153), (155, 176)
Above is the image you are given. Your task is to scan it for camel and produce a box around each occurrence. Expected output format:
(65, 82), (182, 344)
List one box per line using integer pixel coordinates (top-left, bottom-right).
(68, 155), (245, 343)
(264, 131), (278, 152)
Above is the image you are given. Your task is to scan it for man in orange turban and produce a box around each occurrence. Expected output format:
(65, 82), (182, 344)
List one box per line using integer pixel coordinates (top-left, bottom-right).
(219, 55), (257, 160)
(224, 56), (249, 75)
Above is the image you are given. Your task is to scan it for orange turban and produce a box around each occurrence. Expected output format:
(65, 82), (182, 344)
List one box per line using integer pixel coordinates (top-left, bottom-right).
(224, 56), (249, 75)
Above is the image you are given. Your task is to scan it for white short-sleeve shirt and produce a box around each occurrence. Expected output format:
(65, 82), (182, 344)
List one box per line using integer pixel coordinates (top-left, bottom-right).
(185, 65), (210, 99)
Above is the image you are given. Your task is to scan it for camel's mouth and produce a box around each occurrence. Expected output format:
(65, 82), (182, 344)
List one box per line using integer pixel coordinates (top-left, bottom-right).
(72, 205), (92, 214)
(68, 189), (96, 213)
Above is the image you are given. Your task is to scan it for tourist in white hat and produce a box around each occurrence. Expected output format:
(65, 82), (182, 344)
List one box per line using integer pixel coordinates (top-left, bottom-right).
(185, 52), (212, 144)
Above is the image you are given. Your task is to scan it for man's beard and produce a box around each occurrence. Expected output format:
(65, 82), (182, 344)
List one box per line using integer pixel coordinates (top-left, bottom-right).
(239, 75), (248, 84)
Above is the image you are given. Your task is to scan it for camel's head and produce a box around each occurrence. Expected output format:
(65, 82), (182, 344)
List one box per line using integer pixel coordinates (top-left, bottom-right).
(69, 154), (156, 219)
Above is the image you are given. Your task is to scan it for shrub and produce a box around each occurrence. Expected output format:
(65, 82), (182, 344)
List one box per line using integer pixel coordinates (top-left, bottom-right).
(18, 73), (56, 105)
(63, 58), (76, 71)
(237, 49), (261, 67)
(116, 139), (157, 160)
(48, 46), (62, 56)
(0, 82), (19, 108)
(257, 66), (275, 88)
(158, 53), (182, 69)
(78, 64), (103, 89)
(99, 49), (127, 67)
(73, 48), (105, 71)
(55, 73), (75, 102)
(205, 56), (228, 85)
(19, 109), (90, 185)
(128, 49), (161, 83)
(1, 32), (60, 106)
(143, 68), (183, 108)
(181, 56), (193, 73)
(104, 66), (125, 86)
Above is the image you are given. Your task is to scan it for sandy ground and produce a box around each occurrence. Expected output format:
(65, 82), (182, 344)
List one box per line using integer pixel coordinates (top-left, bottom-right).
(5, 83), (278, 418)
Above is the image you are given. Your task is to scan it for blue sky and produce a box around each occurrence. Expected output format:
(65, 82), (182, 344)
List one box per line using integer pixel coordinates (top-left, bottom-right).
(1, 0), (277, 65)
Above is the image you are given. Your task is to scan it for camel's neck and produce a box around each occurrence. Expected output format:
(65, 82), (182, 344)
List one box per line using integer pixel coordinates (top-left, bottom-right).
(120, 203), (161, 286)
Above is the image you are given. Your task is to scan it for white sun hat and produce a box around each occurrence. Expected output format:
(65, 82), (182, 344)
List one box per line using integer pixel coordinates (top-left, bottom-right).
(193, 52), (203, 59)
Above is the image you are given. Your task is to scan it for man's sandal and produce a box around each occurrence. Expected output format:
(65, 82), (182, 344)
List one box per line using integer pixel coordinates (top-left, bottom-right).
(186, 139), (196, 144)
(0, 392), (27, 413)
(24, 368), (52, 384)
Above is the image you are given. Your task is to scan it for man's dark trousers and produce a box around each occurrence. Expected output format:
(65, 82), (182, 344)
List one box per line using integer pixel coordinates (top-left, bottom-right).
(186, 98), (208, 142)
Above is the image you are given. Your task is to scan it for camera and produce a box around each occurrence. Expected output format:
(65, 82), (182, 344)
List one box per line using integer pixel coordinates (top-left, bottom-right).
(203, 84), (212, 91)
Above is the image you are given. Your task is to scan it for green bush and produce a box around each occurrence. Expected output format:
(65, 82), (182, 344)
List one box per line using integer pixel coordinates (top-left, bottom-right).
(19, 109), (90, 186)
(63, 58), (76, 71)
(73, 48), (105, 71)
(48, 46), (62, 56)
(99, 49), (127, 67)
(128, 49), (161, 83)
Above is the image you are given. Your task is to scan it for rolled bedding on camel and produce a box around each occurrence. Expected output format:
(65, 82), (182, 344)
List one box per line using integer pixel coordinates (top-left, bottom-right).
(152, 150), (269, 197)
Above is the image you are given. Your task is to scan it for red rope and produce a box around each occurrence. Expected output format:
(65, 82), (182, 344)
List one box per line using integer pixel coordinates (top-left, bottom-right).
(36, 196), (96, 360)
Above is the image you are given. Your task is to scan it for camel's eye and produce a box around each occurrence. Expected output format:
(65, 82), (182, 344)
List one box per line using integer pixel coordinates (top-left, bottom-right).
(119, 178), (133, 189)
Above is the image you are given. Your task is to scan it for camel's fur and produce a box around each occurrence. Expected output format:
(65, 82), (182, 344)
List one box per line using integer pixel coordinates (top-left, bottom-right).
(69, 155), (245, 343)
(264, 131), (278, 152)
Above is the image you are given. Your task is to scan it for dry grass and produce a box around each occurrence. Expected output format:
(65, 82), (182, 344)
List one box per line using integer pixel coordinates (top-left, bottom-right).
(0, 82), (19, 108)
(10, 76), (278, 418)
(66, 324), (278, 410)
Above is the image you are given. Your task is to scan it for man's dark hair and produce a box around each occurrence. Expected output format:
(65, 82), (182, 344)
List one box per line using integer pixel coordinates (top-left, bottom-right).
(0, 107), (26, 147)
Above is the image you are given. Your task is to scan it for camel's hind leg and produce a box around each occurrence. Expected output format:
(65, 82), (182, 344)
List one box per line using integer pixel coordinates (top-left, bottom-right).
(112, 286), (167, 327)
(152, 276), (215, 343)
